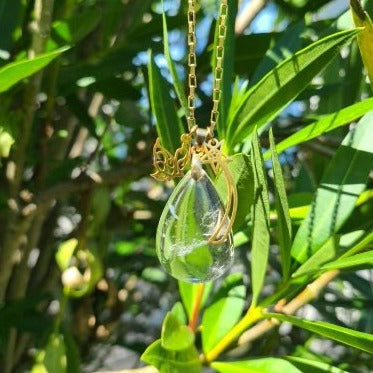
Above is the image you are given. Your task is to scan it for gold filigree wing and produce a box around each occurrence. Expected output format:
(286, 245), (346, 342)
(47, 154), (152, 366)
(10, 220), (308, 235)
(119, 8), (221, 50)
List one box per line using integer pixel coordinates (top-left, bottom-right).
(151, 135), (192, 181)
(151, 138), (175, 181)
(174, 133), (192, 176)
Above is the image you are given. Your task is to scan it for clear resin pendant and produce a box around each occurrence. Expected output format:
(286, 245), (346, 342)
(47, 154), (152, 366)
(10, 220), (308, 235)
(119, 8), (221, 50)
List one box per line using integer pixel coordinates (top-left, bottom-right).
(156, 161), (234, 283)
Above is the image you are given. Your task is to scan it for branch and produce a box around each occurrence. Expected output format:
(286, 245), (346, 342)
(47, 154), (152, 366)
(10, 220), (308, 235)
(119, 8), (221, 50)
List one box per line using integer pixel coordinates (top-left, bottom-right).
(204, 270), (340, 362)
(36, 161), (150, 203)
(0, 0), (55, 304)
(188, 284), (205, 331)
(235, 0), (269, 35)
(237, 270), (340, 346)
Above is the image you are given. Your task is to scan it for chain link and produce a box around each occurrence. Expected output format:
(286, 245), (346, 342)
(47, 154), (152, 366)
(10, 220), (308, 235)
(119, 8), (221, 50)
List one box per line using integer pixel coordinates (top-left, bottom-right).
(187, 0), (197, 131)
(187, 0), (228, 134)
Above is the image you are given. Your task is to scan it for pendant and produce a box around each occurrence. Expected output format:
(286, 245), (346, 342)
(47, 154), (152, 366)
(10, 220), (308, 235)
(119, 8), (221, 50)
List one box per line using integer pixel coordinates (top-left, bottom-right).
(152, 128), (237, 283)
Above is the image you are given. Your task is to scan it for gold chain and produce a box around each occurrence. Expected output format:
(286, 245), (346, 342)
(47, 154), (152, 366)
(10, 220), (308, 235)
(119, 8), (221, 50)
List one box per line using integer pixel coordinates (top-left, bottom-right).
(187, 0), (228, 134)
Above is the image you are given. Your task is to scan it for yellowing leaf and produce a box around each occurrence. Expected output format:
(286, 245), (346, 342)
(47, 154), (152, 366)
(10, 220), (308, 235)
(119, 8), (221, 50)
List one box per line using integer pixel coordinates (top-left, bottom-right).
(350, 0), (373, 91)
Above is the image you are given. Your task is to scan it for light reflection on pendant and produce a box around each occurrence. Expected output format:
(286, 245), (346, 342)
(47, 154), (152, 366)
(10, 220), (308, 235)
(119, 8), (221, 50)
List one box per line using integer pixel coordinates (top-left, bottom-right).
(156, 160), (234, 283)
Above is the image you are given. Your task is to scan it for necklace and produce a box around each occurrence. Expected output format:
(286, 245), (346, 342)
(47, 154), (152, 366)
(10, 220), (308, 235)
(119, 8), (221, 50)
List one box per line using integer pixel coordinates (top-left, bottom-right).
(151, 0), (237, 283)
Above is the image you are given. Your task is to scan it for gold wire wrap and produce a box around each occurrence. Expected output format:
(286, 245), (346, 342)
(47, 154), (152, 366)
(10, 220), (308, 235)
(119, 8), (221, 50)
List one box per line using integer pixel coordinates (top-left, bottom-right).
(192, 138), (237, 245)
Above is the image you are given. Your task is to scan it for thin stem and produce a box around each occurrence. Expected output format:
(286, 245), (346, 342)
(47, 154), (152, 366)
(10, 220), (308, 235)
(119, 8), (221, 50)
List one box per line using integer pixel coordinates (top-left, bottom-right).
(238, 270), (340, 346)
(235, 0), (268, 34)
(204, 269), (340, 362)
(204, 306), (263, 363)
(188, 284), (205, 332)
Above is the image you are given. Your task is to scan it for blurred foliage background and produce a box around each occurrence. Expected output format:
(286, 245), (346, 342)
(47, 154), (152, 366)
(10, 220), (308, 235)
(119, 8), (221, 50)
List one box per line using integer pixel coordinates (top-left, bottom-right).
(0, 0), (372, 372)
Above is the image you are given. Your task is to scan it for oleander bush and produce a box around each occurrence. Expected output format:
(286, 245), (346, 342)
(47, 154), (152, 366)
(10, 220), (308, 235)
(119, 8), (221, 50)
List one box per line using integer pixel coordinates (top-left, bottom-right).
(0, 0), (372, 372)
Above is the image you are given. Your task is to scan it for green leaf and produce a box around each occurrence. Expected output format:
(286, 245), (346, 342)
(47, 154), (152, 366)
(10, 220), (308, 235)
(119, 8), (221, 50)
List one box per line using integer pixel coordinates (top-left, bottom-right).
(161, 313), (194, 351)
(351, 0), (373, 90)
(226, 29), (361, 148)
(291, 112), (373, 264)
(0, 127), (14, 158)
(270, 129), (292, 280)
(340, 230), (373, 258)
(250, 20), (305, 86)
(212, 358), (303, 373)
(250, 131), (270, 306)
(0, 47), (69, 93)
(212, 357), (348, 373)
(170, 302), (187, 325)
(292, 236), (339, 278)
(265, 98), (373, 158)
(162, 3), (187, 113)
(285, 356), (349, 373)
(31, 334), (67, 373)
(266, 313), (373, 354)
(141, 340), (201, 373)
(178, 282), (212, 320)
(202, 273), (246, 354)
(215, 153), (254, 231)
(321, 250), (373, 271)
(55, 239), (78, 271)
(147, 50), (184, 153)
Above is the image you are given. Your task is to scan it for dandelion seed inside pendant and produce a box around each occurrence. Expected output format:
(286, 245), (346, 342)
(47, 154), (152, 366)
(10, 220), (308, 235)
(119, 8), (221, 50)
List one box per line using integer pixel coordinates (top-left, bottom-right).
(152, 128), (237, 283)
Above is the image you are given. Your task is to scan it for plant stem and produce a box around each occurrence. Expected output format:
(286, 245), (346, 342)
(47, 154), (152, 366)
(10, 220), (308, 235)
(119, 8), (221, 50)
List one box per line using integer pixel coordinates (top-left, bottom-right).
(204, 306), (263, 362)
(238, 270), (340, 346)
(188, 284), (205, 331)
(204, 269), (339, 362)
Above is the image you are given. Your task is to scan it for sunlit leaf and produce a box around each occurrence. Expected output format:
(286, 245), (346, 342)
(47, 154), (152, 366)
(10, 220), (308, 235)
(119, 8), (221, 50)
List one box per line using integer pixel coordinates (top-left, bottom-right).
(250, 131), (270, 306)
(148, 50), (184, 153)
(291, 112), (373, 264)
(0, 47), (69, 93)
(351, 0), (373, 90)
(161, 313), (194, 351)
(270, 129), (292, 280)
(226, 29), (361, 149)
(202, 274), (246, 354)
(265, 98), (373, 158)
(266, 313), (373, 354)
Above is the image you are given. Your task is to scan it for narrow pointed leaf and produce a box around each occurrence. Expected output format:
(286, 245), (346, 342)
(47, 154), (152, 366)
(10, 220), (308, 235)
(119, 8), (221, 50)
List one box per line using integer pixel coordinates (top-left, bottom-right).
(0, 47), (69, 93)
(147, 50), (184, 153)
(291, 112), (373, 264)
(285, 356), (349, 373)
(226, 29), (361, 148)
(351, 0), (373, 90)
(212, 357), (348, 373)
(292, 236), (339, 278)
(266, 313), (373, 354)
(321, 250), (373, 271)
(250, 20), (305, 86)
(270, 129), (292, 280)
(340, 231), (373, 258)
(162, 3), (187, 112)
(202, 274), (246, 354)
(264, 98), (373, 159)
(251, 131), (270, 306)
(212, 358), (303, 373)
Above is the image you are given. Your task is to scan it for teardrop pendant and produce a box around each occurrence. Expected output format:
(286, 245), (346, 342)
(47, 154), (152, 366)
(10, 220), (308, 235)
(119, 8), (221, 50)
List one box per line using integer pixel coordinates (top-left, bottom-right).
(156, 165), (234, 283)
